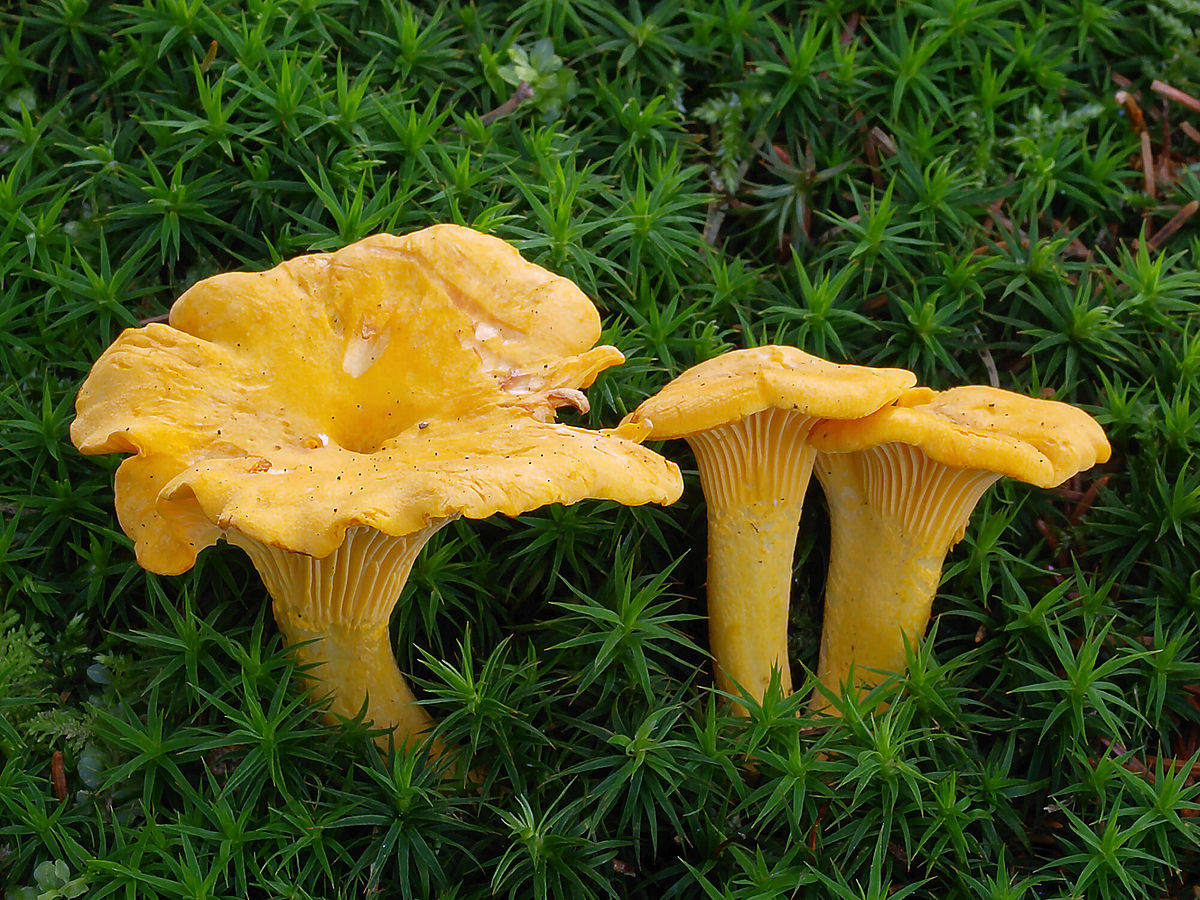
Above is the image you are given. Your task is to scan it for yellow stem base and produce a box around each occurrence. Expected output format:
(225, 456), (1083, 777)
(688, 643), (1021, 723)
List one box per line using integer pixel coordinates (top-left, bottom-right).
(232, 522), (447, 751)
(688, 408), (819, 711)
(811, 448), (998, 714)
(706, 499), (805, 704)
(275, 618), (436, 750)
(813, 509), (945, 711)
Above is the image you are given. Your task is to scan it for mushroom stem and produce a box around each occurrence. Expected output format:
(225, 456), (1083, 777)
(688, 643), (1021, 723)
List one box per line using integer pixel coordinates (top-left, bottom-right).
(231, 520), (450, 749)
(812, 445), (999, 711)
(688, 408), (818, 708)
(280, 619), (432, 742)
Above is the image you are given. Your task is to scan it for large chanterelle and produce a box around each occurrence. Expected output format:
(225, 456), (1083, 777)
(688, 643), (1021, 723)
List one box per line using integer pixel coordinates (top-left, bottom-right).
(71, 225), (682, 753)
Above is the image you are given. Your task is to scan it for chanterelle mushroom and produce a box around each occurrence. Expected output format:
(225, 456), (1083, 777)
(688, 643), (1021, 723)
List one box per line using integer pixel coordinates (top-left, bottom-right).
(621, 346), (915, 708)
(71, 225), (682, 751)
(808, 385), (1111, 710)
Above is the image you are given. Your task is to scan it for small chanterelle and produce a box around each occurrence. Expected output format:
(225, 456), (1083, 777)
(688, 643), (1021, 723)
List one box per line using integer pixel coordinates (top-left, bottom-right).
(70, 224), (682, 754)
(621, 346), (917, 709)
(624, 347), (1110, 715)
(809, 384), (1111, 711)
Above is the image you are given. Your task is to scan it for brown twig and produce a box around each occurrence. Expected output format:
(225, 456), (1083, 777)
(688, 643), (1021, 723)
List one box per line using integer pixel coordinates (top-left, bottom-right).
(1069, 474), (1110, 525)
(450, 82), (534, 134)
(861, 126), (882, 187)
(1051, 218), (1093, 260)
(1098, 737), (1152, 775)
(1140, 130), (1156, 198)
(1051, 487), (1085, 501)
(1034, 519), (1059, 553)
(853, 111), (888, 189)
(1159, 94), (1173, 173)
(1151, 79), (1200, 115)
(1145, 755), (1200, 780)
(840, 11), (861, 45)
(200, 40), (219, 75)
(1112, 89), (1156, 203)
(1114, 90), (1146, 132)
(702, 199), (726, 246)
(1100, 736), (1200, 786)
(816, 213), (860, 246)
(973, 325), (1000, 387)
(51, 751), (67, 802)
(479, 82), (534, 126)
(1147, 201), (1200, 250)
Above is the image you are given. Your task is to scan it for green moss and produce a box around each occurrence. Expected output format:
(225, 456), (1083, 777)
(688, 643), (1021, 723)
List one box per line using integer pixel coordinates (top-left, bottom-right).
(2, 1), (1199, 896)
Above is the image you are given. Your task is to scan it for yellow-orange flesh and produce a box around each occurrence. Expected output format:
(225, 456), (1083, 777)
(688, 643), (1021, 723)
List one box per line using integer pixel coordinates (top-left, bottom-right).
(688, 407), (819, 709)
(812, 444), (999, 711)
(230, 521), (449, 750)
(70, 227), (685, 757)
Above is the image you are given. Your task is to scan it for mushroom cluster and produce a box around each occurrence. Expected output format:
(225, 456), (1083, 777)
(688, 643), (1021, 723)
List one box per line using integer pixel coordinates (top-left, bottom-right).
(619, 347), (915, 705)
(71, 225), (682, 751)
(625, 348), (1110, 712)
(73, 224), (1111, 750)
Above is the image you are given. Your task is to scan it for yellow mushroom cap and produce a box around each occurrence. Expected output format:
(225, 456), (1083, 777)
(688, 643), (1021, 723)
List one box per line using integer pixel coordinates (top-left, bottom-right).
(622, 345), (917, 439)
(155, 409), (680, 561)
(171, 225), (611, 390)
(810, 385), (1112, 488)
(71, 225), (682, 574)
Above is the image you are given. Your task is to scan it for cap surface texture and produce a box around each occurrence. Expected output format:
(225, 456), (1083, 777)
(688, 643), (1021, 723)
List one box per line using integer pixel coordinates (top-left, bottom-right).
(71, 225), (682, 573)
